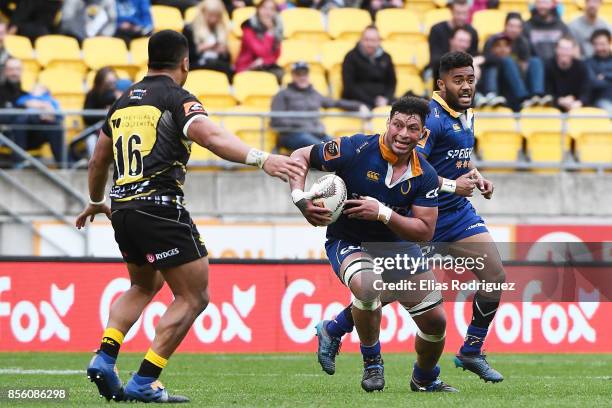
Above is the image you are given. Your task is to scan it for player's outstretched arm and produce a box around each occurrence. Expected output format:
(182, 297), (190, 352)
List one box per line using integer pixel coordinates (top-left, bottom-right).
(76, 130), (113, 229)
(187, 117), (305, 182)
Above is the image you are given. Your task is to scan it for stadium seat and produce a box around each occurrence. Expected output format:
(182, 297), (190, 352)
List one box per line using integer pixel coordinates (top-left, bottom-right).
(38, 69), (84, 94)
(321, 40), (355, 99)
(396, 72), (426, 97)
(34, 35), (86, 74)
(82, 37), (138, 76)
(86, 69), (131, 90)
(382, 41), (420, 75)
(370, 105), (391, 134)
(327, 8), (372, 41)
(184, 6), (198, 23)
(375, 9), (425, 43)
(520, 107), (567, 168)
(423, 8), (451, 34)
(519, 106), (563, 137)
(475, 106), (517, 138)
(233, 71), (279, 107)
(405, 0), (438, 15)
(575, 132), (612, 164)
(20, 69), (37, 92)
(151, 5), (185, 32)
(281, 8), (328, 41)
(130, 37), (149, 67)
(526, 132), (566, 165)
(321, 108), (366, 137)
(223, 105), (276, 151)
(183, 69), (236, 109)
(566, 107), (611, 139)
(5, 34), (39, 75)
(472, 9), (506, 47)
(281, 71), (329, 96)
(498, 0), (530, 14)
(478, 131), (523, 162)
(277, 40), (324, 75)
(230, 6), (255, 38)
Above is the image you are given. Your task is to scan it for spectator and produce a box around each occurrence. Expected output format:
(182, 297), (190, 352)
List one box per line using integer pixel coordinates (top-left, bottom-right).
(151, 0), (199, 13)
(293, 0), (360, 14)
(183, 0), (232, 78)
(428, 0), (479, 72)
(523, 0), (571, 62)
(480, 14), (550, 110)
(0, 22), (9, 84)
(271, 61), (368, 150)
(115, 0), (154, 44)
(342, 25), (396, 108)
(569, 0), (610, 58)
(6, 0), (62, 42)
(61, 0), (117, 42)
(545, 37), (590, 112)
(83, 67), (120, 127)
(0, 59), (65, 167)
(586, 29), (612, 114)
(431, 27), (481, 91)
(235, 0), (283, 82)
(361, 0), (404, 19)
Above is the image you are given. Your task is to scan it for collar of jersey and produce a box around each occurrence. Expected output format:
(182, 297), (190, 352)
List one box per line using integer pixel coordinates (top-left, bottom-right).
(378, 134), (423, 184)
(432, 91), (473, 119)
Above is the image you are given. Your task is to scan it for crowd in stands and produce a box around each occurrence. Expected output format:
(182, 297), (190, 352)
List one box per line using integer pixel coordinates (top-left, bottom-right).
(0, 0), (608, 162)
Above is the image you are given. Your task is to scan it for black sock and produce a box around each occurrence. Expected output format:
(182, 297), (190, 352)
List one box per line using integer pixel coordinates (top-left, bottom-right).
(137, 359), (163, 379)
(100, 337), (120, 359)
(471, 292), (500, 328)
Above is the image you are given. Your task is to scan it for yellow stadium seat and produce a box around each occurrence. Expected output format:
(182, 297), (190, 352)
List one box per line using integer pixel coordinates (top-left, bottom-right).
(396, 72), (426, 97)
(233, 71), (279, 107)
(370, 105), (390, 134)
(475, 106), (517, 138)
(376, 9), (424, 42)
(423, 8), (451, 34)
(383, 40), (419, 74)
(519, 106), (563, 137)
(5, 34), (39, 75)
(566, 107), (611, 139)
(183, 69), (236, 109)
(34, 35), (86, 74)
(472, 9), (506, 47)
(405, 0), (438, 15)
(38, 69), (84, 94)
(322, 108), (366, 137)
(130, 37), (149, 67)
(55, 93), (86, 110)
(280, 8), (328, 41)
(526, 132), (565, 164)
(223, 105), (276, 151)
(20, 69), (37, 92)
(478, 131), (523, 161)
(321, 40), (355, 99)
(281, 71), (329, 96)
(151, 5), (184, 32)
(278, 40), (324, 75)
(82, 37), (137, 76)
(65, 114), (84, 143)
(85, 69), (131, 90)
(230, 7), (255, 38)
(184, 6), (198, 23)
(327, 8), (372, 41)
(575, 132), (612, 164)
(498, 0), (530, 14)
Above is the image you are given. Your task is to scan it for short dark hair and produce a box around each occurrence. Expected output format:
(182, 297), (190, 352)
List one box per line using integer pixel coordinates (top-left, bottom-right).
(148, 30), (189, 70)
(591, 28), (611, 43)
(390, 96), (430, 126)
(439, 51), (473, 77)
(505, 12), (523, 24)
(449, 0), (468, 9)
(451, 26), (472, 39)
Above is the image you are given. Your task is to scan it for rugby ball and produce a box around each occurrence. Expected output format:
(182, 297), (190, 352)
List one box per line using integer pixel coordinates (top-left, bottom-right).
(310, 174), (347, 225)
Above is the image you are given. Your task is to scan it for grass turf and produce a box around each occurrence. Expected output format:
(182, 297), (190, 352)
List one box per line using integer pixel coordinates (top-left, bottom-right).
(0, 352), (611, 407)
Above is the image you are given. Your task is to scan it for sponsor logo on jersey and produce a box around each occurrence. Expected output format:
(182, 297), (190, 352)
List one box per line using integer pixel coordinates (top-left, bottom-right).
(366, 171), (380, 182)
(129, 89), (147, 100)
(146, 253), (155, 263)
(323, 139), (341, 161)
(183, 101), (207, 115)
(425, 187), (439, 198)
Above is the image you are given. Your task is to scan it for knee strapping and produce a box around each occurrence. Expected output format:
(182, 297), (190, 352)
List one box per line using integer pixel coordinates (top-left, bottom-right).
(353, 297), (382, 311)
(403, 290), (443, 317)
(417, 329), (446, 342)
(341, 257), (374, 287)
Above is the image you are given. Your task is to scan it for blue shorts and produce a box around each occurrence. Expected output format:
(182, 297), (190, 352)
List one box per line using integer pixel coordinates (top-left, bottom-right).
(433, 201), (489, 242)
(325, 238), (428, 284)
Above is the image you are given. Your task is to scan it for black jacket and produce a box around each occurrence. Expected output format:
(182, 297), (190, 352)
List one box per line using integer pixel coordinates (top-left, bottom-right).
(545, 58), (591, 109)
(341, 45), (396, 108)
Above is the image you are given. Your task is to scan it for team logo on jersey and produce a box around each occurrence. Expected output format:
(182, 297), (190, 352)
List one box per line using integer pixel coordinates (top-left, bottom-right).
(452, 123), (461, 132)
(323, 139), (341, 161)
(400, 180), (411, 195)
(183, 101), (207, 115)
(366, 171), (380, 182)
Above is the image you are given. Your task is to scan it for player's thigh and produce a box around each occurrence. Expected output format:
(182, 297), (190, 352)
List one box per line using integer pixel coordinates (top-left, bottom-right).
(450, 232), (505, 283)
(126, 262), (164, 296)
(159, 257), (209, 308)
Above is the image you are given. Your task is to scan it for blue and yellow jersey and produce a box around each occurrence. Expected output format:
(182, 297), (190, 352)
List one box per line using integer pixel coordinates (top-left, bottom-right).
(310, 134), (439, 243)
(418, 92), (475, 212)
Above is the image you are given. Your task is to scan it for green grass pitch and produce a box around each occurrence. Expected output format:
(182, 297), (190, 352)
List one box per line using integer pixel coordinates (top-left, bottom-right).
(0, 352), (611, 407)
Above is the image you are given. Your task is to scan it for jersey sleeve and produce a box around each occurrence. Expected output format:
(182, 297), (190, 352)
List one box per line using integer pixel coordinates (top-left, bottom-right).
(412, 161), (439, 208)
(169, 87), (208, 138)
(101, 99), (119, 137)
(309, 136), (358, 172)
(417, 115), (442, 157)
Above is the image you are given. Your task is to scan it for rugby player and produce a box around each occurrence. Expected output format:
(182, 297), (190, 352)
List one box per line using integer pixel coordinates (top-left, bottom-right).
(314, 51), (505, 384)
(75, 30), (304, 403)
(289, 96), (457, 392)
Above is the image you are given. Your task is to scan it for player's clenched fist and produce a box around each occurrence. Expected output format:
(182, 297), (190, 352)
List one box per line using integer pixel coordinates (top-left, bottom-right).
(342, 198), (380, 221)
(454, 169), (479, 197)
(262, 154), (306, 182)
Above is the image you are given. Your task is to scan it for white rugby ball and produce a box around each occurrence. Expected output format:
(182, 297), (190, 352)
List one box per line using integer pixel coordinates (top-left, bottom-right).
(310, 174), (347, 225)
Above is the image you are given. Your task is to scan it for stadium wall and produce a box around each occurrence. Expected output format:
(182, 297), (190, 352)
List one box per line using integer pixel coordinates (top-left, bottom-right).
(0, 259), (609, 353)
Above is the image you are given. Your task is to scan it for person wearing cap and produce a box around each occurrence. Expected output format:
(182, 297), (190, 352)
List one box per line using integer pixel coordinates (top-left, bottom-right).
(481, 12), (551, 110)
(271, 61), (369, 151)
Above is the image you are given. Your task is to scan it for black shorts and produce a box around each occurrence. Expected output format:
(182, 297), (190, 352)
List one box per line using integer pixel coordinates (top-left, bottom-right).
(111, 207), (208, 269)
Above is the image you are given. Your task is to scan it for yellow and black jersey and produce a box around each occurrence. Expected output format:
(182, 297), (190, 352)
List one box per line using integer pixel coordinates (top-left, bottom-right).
(102, 75), (207, 210)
